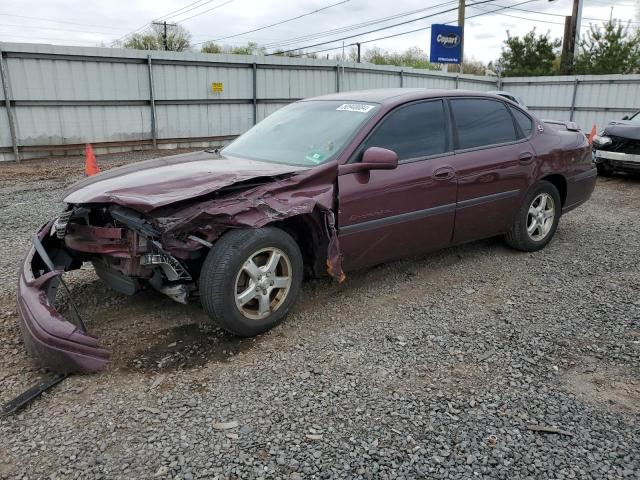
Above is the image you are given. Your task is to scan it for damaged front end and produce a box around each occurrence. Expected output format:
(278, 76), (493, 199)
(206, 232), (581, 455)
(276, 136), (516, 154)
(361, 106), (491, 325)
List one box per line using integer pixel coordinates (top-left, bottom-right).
(17, 204), (199, 374)
(17, 160), (345, 374)
(593, 123), (640, 174)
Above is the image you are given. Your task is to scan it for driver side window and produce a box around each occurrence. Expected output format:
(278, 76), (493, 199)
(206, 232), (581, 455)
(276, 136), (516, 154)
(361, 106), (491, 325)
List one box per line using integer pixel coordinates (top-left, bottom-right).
(364, 100), (448, 161)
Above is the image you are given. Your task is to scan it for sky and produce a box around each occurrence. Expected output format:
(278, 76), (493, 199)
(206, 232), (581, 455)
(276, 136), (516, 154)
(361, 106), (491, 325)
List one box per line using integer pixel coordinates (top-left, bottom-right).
(0, 0), (638, 64)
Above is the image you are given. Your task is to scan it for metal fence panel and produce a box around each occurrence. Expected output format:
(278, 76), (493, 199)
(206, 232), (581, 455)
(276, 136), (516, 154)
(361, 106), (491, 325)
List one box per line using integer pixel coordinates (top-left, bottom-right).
(6, 57), (149, 101)
(155, 103), (252, 139)
(0, 106), (10, 145)
(256, 67), (335, 99)
(153, 64), (252, 100)
(1, 41), (639, 162)
(14, 105), (151, 145)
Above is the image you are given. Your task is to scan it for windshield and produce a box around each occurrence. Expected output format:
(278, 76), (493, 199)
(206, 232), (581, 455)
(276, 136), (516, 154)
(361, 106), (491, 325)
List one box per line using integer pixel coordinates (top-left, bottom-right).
(223, 100), (379, 166)
(628, 112), (640, 124)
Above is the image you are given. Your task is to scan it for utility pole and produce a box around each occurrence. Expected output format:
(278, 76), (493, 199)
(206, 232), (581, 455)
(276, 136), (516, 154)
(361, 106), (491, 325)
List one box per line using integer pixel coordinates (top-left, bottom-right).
(458, 0), (465, 73)
(152, 20), (176, 51)
(560, 0), (584, 73)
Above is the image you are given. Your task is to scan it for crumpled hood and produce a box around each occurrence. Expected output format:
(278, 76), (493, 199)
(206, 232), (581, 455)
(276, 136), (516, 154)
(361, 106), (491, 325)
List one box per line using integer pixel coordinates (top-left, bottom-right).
(603, 122), (640, 141)
(63, 150), (308, 212)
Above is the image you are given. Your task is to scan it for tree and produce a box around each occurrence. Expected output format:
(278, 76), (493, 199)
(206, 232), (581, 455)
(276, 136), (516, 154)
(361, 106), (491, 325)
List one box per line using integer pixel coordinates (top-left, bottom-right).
(461, 57), (487, 75)
(573, 20), (640, 74)
(362, 46), (438, 70)
(230, 42), (266, 56)
(122, 23), (191, 52)
(201, 41), (223, 54)
(499, 29), (560, 76)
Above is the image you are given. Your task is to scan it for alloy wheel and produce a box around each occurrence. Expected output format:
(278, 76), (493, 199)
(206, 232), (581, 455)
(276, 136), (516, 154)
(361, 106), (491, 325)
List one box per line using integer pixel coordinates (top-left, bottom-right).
(527, 193), (555, 241)
(234, 247), (292, 320)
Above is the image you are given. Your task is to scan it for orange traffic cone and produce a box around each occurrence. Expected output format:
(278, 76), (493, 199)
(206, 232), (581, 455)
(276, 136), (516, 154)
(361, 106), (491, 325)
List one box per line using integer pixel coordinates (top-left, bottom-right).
(84, 143), (100, 176)
(587, 124), (597, 145)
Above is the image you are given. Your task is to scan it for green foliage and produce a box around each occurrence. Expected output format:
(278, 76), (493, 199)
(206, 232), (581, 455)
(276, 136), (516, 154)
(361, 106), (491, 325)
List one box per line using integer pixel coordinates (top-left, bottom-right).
(461, 58), (487, 75)
(574, 21), (640, 74)
(363, 46), (437, 69)
(200, 41), (269, 56)
(200, 41), (223, 54)
(499, 29), (560, 77)
(230, 42), (266, 56)
(122, 24), (191, 52)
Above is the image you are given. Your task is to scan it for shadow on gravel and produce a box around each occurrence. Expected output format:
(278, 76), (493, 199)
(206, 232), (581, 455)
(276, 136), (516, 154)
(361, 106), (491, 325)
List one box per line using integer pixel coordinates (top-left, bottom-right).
(127, 323), (257, 372)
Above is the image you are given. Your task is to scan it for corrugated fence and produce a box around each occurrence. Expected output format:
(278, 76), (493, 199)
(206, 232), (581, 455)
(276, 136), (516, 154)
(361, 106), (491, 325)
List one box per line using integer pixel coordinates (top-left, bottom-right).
(0, 42), (638, 161)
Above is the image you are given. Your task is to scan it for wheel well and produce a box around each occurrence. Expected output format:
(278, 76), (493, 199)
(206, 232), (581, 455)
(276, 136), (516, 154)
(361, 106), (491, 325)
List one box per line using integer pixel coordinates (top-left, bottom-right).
(541, 174), (567, 206)
(272, 213), (327, 277)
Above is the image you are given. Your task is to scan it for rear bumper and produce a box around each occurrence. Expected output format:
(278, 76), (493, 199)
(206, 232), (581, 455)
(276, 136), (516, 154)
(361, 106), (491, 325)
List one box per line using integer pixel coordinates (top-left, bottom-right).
(563, 168), (597, 214)
(16, 221), (110, 374)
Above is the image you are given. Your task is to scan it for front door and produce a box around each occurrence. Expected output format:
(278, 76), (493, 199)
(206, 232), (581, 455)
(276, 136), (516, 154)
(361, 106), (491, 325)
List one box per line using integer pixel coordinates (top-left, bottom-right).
(337, 99), (458, 271)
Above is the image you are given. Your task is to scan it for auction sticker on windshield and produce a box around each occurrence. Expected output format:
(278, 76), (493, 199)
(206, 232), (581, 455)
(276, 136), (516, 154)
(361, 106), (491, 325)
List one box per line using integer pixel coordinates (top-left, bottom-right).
(336, 104), (376, 113)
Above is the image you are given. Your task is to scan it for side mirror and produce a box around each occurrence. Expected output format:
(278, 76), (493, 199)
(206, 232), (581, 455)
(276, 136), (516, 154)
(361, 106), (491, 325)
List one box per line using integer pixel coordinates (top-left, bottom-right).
(338, 147), (398, 176)
(622, 115), (629, 120)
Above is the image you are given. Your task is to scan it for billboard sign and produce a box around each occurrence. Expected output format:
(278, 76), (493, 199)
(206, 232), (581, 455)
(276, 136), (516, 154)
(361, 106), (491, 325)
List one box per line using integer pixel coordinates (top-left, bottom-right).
(430, 24), (463, 64)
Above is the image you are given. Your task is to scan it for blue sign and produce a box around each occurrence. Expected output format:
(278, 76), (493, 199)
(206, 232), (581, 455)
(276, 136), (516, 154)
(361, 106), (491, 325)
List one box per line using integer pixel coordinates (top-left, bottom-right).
(430, 24), (463, 64)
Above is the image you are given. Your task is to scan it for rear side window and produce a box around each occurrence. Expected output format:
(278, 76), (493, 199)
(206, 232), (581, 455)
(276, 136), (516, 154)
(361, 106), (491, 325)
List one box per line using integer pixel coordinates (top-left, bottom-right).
(510, 106), (533, 138)
(365, 100), (448, 160)
(450, 99), (517, 150)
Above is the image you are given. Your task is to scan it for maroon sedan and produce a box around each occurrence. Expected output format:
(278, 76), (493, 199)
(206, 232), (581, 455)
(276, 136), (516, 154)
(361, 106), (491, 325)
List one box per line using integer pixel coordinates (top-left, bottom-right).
(17, 89), (596, 373)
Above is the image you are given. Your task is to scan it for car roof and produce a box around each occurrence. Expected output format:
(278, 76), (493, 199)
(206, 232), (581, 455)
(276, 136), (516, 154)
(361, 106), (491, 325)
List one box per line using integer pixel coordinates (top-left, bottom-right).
(303, 88), (505, 106)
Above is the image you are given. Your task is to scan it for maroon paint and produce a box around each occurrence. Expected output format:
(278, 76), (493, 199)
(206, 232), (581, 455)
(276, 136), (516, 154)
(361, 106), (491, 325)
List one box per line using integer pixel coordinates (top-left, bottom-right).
(17, 89), (596, 374)
(16, 222), (110, 373)
(64, 151), (308, 212)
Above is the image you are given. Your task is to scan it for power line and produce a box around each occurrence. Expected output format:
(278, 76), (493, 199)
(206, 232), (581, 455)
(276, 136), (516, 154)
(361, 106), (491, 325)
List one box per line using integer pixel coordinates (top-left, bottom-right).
(0, 22), (128, 35)
(155, 0), (214, 22)
(289, 0), (539, 57)
(487, 3), (640, 24)
(260, 1), (458, 50)
(195, 0), (351, 45)
(174, 0), (236, 23)
(111, 0), (228, 45)
(0, 13), (123, 32)
(267, 0), (502, 56)
(469, 4), (564, 24)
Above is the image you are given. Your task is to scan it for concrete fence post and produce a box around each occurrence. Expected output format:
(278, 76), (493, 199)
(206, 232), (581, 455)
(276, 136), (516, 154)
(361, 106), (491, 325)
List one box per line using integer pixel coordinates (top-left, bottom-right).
(399, 69), (404, 88)
(0, 47), (20, 162)
(455, 75), (459, 89)
(146, 55), (157, 148)
(335, 64), (340, 92)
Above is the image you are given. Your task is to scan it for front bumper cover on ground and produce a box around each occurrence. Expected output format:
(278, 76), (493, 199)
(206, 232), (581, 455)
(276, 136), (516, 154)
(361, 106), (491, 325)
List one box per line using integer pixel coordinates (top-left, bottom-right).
(16, 221), (110, 374)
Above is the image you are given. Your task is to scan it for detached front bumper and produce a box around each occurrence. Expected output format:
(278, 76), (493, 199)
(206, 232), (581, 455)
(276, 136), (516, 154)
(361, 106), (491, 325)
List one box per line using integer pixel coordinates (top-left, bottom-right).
(16, 221), (110, 373)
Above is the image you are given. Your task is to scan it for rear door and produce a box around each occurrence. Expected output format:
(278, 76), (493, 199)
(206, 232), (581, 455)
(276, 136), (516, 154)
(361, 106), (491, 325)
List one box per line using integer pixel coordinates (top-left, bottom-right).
(447, 98), (536, 244)
(337, 99), (458, 271)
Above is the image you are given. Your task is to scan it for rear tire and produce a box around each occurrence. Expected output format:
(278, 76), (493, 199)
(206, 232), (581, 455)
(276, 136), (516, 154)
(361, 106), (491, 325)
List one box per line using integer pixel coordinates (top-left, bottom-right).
(199, 227), (303, 337)
(505, 181), (561, 252)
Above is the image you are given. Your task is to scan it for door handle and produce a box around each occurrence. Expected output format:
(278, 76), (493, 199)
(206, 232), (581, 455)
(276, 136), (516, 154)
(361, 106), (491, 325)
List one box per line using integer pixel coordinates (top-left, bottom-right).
(519, 152), (535, 164)
(433, 166), (455, 180)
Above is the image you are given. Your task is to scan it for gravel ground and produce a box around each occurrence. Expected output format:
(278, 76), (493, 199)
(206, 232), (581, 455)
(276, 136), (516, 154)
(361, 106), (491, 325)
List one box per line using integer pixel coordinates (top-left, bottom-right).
(0, 152), (639, 479)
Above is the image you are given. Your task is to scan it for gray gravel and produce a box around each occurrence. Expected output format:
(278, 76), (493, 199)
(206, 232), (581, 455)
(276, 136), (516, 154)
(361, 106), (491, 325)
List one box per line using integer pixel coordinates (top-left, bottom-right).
(1, 154), (639, 480)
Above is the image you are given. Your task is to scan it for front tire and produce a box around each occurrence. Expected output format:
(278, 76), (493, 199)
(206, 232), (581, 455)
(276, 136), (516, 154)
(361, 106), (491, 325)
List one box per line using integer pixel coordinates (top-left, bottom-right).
(199, 227), (303, 337)
(505, 181), (561, 252)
